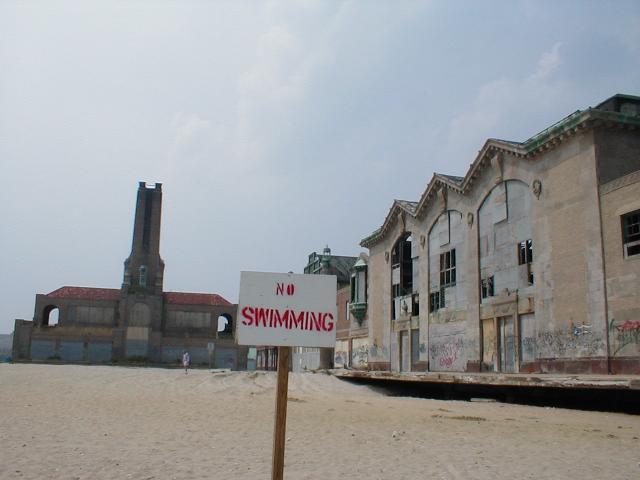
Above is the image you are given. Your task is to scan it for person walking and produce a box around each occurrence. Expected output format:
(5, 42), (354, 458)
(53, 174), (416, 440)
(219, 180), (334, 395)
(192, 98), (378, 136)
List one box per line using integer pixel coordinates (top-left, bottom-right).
(182, 351), (190, 374)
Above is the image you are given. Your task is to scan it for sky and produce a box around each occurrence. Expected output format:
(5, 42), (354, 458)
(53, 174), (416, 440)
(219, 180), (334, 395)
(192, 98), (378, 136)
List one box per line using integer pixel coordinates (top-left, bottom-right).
(1, 0), (639, 333)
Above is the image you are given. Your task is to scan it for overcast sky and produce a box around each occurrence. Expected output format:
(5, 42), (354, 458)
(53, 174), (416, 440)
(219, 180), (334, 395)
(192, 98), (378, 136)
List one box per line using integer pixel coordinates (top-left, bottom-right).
(1, 0), (639, 333)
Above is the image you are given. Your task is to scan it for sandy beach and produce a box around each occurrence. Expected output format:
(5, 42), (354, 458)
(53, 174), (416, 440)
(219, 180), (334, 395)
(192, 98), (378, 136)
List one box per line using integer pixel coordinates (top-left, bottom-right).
(1, 364), (638, 480)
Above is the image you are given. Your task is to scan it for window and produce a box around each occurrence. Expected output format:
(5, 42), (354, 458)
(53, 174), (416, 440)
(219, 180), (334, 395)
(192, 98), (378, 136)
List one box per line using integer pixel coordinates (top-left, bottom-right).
(481, 276), (494, 299)
(429, 289), (445, 312)
(518, 239), (533, 264)
(439, 249), (456, 287)
(622, 210), (640, 257)
(351, 270), (367, 303)
(518, 239), (533, 284)
(217, 314), (233, 336)
(391, 234), (413, 296)
(139, 265), (147, 287)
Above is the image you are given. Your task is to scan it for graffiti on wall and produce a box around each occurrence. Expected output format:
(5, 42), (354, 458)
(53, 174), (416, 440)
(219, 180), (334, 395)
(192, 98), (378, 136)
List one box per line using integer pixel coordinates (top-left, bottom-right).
(352, 344), (369, 368)
(429, 336), (464, 370)
(572, 324), (592, 337)
(334, 349), (348, 368)
(368, 344), (388, 361)
(535, 327), (605, 358)
(609, 318), (640, 356)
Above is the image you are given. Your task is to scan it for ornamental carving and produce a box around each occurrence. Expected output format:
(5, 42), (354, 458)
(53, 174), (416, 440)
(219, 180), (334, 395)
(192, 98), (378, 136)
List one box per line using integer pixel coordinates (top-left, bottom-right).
(532, 179), (542, 199)
(491, 152), (503, 185)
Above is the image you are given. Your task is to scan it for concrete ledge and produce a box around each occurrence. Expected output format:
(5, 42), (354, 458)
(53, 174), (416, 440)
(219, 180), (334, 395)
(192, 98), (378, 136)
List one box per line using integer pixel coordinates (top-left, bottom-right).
(332, 369), (640, 391)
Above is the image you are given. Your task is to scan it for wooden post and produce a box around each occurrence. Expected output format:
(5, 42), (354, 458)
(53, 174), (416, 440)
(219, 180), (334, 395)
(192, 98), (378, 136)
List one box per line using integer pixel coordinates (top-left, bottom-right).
(272, 346), (291, 480)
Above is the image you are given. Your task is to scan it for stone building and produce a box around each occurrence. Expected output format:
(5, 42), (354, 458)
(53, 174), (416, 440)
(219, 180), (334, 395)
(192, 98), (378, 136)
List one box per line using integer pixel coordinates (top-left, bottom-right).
(361, 93), (640, 375)
(13, 182), (248, 368)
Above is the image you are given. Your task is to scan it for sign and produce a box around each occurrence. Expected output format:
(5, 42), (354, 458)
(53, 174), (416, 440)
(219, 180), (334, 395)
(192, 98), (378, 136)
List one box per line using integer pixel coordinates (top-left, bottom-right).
(207, 342), (215, 353)
(237, 271), (337, 348)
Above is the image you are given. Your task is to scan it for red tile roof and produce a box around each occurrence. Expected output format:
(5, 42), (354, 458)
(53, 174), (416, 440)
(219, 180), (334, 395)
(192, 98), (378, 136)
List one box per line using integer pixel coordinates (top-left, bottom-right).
(44, 286), (232, 306)
(46, 286), (121, 301)
(164, 292), (232, 306)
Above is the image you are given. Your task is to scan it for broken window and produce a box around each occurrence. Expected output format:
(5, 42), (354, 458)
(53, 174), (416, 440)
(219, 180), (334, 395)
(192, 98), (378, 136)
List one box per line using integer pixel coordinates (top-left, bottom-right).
(412, 293), (419, 316)
(622, 210), (640, 257)
(350, 275), (356, 302)
(481, 276), (494, 299)
(439, 249), (456, 287)
(391, 233), (413, 319)
(429, 289), (445, 312)
(518, 239), (533, 284)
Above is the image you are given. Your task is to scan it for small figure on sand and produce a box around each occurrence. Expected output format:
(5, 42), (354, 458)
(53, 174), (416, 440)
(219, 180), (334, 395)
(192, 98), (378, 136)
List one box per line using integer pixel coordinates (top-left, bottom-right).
(182, 351), (190, 374)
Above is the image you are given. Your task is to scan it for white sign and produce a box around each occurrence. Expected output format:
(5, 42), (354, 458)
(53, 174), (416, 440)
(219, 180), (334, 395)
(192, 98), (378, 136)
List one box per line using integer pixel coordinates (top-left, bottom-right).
(237, 271), (337, 348)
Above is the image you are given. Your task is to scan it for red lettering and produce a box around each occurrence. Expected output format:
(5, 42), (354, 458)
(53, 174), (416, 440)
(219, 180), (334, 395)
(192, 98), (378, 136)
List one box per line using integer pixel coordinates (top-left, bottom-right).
(276, 283), (285, 295)
(240, 306), (335, 332)
(241, 306), (254, 326)
(291, 311), (304, 329)
(255, 308), (269, 327)
(322, 313), (334, 332)
(286, 284), (295, 296)
(311, 312), (322, 331)
(273, 309), (289, 329)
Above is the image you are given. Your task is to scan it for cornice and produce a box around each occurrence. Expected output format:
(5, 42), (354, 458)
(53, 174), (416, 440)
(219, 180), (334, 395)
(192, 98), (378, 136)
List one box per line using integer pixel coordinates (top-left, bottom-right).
(361, 105), (640, 249)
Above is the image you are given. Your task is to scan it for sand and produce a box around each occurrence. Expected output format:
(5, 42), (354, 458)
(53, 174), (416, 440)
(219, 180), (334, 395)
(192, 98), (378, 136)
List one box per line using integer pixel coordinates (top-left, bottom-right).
(1, 364), (638, 480)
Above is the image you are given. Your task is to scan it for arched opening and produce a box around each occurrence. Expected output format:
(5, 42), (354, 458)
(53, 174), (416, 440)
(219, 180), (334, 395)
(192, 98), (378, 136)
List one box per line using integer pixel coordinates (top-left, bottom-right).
(217, 314), (233, 336)
(42, 305), (60, 327)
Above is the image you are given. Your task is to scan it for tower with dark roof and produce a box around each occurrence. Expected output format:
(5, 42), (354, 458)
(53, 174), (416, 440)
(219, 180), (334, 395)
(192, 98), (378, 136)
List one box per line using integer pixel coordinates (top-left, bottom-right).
(122, 182), (165, 295)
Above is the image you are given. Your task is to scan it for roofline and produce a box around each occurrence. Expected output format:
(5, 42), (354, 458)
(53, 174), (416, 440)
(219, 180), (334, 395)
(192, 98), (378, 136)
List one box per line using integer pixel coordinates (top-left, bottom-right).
(361, 100), (640, 248)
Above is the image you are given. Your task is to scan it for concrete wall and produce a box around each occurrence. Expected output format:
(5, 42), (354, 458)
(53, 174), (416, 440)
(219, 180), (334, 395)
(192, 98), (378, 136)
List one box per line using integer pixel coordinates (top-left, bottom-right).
(601, 169), (640, 373)
(364, 124), (640, 374)
(34, 296), (119, 328)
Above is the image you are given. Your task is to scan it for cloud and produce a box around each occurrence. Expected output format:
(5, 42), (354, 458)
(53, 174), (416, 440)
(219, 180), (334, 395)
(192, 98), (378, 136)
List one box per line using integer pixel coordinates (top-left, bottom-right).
(438, 42), (570, 174)
(530, 42), (562, 82)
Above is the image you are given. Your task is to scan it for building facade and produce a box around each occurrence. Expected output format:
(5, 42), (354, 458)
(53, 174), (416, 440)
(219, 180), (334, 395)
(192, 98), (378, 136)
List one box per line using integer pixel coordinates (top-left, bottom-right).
(361, 94), (640, 375)
(13, 182), (248, 368)
(334, 253), (370, 370)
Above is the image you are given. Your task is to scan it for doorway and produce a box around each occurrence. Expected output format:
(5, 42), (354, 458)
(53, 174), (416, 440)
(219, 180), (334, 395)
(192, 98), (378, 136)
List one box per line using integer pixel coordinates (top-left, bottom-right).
(499, 315), (517, 373)
(400, 331), (410, 372)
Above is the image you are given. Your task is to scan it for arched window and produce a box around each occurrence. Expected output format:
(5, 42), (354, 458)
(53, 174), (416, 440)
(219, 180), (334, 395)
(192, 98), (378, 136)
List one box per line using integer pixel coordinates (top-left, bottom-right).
(42, 305), (60, 327)
(478, 180), (533, 298)
(217, 314), (233, 336)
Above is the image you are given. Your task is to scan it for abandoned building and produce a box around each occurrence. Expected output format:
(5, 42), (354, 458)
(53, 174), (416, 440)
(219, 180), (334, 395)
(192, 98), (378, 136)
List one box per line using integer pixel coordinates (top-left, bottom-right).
(12, 182), (249, 368)
(361, 93), (640, 375)
(334, 252), (369, 370)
